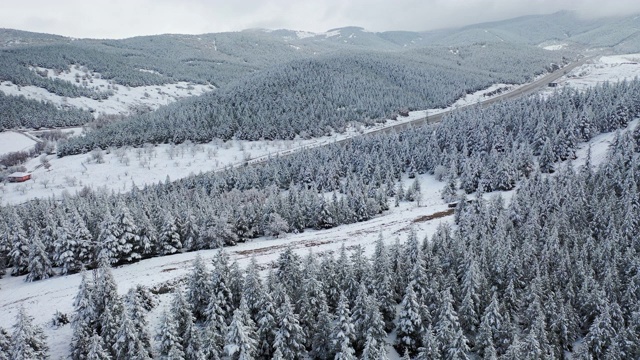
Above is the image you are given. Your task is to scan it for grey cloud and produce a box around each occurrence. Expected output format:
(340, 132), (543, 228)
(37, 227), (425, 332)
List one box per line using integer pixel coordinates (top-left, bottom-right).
(0, 0), (639, 39)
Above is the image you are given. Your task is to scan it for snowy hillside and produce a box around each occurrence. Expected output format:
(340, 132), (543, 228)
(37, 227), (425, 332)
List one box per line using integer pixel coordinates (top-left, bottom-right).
(0, 80), (530, 205)
(0, 64), (213, 117)
(0, 131), (36, 156)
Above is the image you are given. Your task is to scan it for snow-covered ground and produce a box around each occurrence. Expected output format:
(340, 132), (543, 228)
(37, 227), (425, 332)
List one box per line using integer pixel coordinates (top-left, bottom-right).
(0, 131), (37, 156)
(0, 64), (213, 118)
(0, 137), (317, 205)
(539, 53), (640, 95)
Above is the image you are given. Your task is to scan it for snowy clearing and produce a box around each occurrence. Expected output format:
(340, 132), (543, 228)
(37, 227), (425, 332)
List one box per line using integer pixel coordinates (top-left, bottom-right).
(0, 64), (214, 118)
(539, 53), (640, 95)
(0, 131), (37, 156)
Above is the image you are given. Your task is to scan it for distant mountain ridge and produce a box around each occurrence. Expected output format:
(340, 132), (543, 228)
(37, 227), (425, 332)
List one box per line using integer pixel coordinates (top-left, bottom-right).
(0, 10), (637, 137)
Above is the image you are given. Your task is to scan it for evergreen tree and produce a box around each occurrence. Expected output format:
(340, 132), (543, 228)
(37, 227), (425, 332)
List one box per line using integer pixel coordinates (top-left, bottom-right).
(157, 309), (184, 360)
(334, 337), (357, 360)
(113, 204), (144, 263)
(186, 254), (212, 321)
(436, 288), (469, 360)
(396, 284), (423, 355)
(71, 271), (96, 360)
(256, 291), (277, 360)
(8, 218), (30, 276)
(224, 308), (257, 360)
(273, 293), (306, 360)
(96, 213), (121, 265)
(310, 294), (334, 360)
(159, 212), (182, 255)
(113, 310), (150, 360)
(242, 256), (264, 321)
(25, 229), (55, 282)
(86, 333), (111, 360)
(10, 307), (49, 360)
(54, 216), (82, 275)
(125, 288), (152, 355)
(0, 327), (10, 360)
(585, 302), (618, 358)
(416, 325), (440, 360)
(331, 292), (356, 355)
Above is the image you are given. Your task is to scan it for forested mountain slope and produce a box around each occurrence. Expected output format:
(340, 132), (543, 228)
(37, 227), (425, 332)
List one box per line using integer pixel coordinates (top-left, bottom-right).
(56, 42), (566, 154)
(2, 11), (638, 133)
(2, 78), (638, 279)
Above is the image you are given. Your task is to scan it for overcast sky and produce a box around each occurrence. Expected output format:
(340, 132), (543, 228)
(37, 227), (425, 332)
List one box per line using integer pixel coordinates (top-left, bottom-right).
(2, 0), (640, 39)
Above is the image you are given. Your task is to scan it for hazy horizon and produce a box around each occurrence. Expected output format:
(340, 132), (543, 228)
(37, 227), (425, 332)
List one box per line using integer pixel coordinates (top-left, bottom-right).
(1, 0), (639, 40)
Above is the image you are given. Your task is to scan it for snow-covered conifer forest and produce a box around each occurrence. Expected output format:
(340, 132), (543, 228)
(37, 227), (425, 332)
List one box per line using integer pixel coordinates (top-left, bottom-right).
(1, 10), (640, 360)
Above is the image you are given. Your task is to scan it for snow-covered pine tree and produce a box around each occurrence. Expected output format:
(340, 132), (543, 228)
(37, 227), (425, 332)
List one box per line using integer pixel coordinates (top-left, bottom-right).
(415, 325), (440, 360)
(157, 309), (184, 360)
(310, 292), (334, 360)
(86, 332), (112, 360)
(159, 212), (182, 255)
(273, 293), (306, 360)
(113, 309), (150, 360)
(8, 216), (30, 276)
(436, 288), (469, 360)
(113, 203), (142, 263)
(242, 256), (264, 321)
(256, 290), (277, 360)
(0, 327), (10, 360)
(124, 288), (152, 355)
(331, 292), (356, 355)
(96, 212), (121, 265)
(395, 284), (423, 355)
(186, 254), (211, 322)
(71, 270), (96, 360)
(54, 216), (81, 275)
(10, 307), (49, 360)
(25, 229), (55, 282)
(224, 307), (257, 360)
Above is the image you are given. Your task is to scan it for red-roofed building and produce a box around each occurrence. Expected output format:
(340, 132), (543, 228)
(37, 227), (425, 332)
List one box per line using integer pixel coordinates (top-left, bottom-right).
(7, 172), (31, 183)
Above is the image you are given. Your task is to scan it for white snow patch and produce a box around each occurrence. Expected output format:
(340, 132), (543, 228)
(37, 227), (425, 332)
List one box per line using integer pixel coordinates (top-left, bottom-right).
(0, 65), (214, 118)
(542, 44), (567, 51)
(324, 29), (341, 38)
(138, 68), (162, 75)
(0, 131), (37, 156)
(568, 118), (640, 169)
(295, 31), (316, 39)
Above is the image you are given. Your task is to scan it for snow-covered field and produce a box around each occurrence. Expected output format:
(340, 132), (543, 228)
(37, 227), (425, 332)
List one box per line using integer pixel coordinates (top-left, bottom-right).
(0, 64), (213, 117)
(0, 131), (37, 156)
(539, 53), (640, 95)
(0, 136), (326, 204)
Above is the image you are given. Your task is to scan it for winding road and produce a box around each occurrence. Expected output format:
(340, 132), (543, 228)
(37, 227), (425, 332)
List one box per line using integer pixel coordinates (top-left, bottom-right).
(365, 56), (591, 134)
